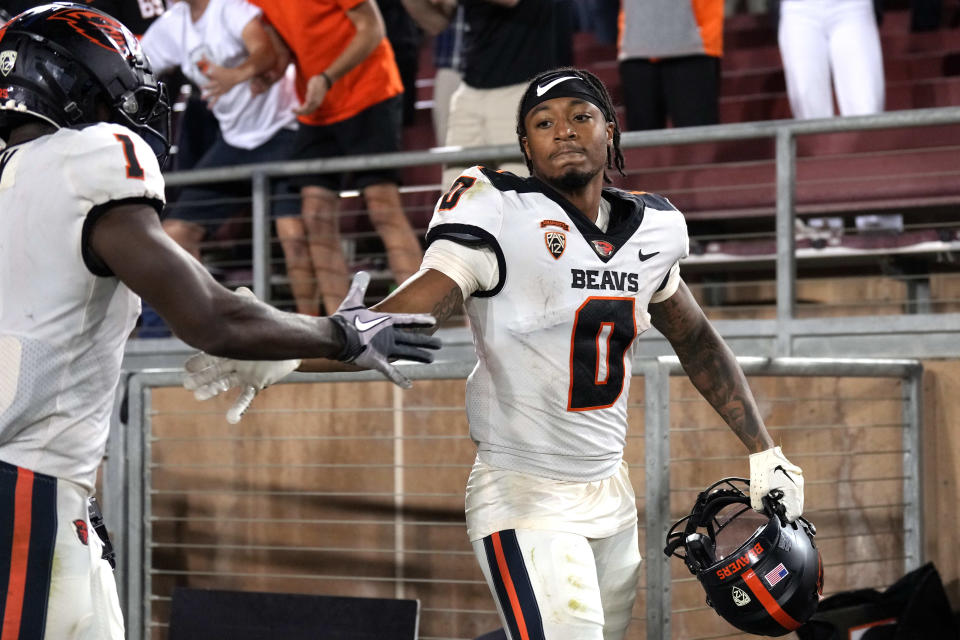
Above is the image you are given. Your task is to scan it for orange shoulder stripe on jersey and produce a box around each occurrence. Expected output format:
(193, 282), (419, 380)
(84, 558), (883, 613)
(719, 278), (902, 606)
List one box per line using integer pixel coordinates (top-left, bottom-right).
(491, 532), (532, 640)
(742, 568), (802, 631)
(1, 468), (34, 640)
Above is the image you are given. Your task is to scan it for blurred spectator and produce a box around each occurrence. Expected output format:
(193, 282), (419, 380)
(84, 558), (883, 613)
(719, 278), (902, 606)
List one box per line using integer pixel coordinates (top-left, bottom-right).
(726, 0), (767, 15)
(430, 4), (466, 147)
(618, 0), (724, 131)
(1, 0), (168, 31)
(571, 0), (618, 45)
(403, 0), (573, 187)
(379, 0), (425, 125)
(252, 0), (423, 315)
(85, 0), (168, 34)
(777, 0), (885, 119)
(140, 0), (301, 265)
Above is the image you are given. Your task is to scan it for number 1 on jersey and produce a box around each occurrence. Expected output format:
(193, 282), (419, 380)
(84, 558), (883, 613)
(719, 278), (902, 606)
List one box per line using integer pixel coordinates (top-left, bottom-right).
(568, 297), (637, 412)
(113, 133), (145, 180)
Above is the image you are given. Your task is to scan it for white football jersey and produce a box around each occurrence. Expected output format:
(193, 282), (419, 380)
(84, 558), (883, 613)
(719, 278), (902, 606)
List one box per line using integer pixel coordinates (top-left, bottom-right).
(426, 166), (688, 482)
(0, 123), (165, 490)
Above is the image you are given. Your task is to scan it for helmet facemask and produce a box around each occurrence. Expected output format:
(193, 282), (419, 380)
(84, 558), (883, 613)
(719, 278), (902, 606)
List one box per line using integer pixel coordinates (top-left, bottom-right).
(665, 478), (823, 637)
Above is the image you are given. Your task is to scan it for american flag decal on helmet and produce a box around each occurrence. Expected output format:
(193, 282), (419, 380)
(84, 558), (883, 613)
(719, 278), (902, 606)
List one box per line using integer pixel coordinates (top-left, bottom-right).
(764, 563), (789, 588)
(545, 231), (565, 259)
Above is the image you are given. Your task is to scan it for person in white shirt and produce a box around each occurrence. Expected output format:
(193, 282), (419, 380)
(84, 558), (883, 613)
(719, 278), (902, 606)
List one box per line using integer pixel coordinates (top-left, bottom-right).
(778, 0), (885, 119)
(140, 0), (310, 301)
(186, 67), (805, 640)
(0, 6), (439, 638)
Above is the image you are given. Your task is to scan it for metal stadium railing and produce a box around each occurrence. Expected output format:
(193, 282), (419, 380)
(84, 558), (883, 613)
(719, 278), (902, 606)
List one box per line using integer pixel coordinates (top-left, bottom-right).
(145, 107), (960, 361)
(105, 356), (923, 640)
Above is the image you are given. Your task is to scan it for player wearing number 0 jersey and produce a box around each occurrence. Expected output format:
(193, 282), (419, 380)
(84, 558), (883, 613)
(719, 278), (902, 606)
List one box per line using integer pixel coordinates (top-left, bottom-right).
(180, 67), (807, 640)
(427, 164), (688, 485)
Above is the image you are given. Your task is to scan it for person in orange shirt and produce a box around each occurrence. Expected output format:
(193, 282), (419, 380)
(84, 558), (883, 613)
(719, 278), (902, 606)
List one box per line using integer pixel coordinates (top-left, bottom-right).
(252, 0), (423, 315)
(618, 0), (724, 130)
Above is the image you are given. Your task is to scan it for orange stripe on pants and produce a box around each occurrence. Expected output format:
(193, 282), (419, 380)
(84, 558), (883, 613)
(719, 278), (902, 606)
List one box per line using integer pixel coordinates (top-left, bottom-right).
(491, 532), (530, 640)
(2, 468), (34, 640)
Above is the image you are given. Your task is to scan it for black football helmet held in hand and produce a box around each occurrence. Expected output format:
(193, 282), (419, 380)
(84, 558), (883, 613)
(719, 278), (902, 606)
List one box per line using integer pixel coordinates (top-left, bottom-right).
(0, 2), (169, 161)
(664, 477), (823, 637)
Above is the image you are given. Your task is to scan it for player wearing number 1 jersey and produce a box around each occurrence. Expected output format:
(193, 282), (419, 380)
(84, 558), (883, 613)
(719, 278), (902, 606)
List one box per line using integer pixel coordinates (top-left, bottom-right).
(0, 5), (438, 639)
(187, 67), (807, 640)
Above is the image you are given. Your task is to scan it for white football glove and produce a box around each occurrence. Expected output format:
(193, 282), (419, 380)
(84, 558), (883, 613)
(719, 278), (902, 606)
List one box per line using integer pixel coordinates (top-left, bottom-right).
(749, 446), (804, 523)
(182, 274), (440, 423)
(183, 351), (301, 424)
(182, 286), (301, 424)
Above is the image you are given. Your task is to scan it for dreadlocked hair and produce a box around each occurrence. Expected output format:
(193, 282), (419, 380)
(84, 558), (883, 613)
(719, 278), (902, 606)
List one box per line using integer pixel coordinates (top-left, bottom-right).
(516, 67), (625, 183)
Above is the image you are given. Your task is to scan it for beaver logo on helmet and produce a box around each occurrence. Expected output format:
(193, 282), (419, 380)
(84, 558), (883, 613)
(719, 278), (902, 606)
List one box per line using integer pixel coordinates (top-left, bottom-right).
(664, 477), (822, 637)
(49, 7), (132, 55)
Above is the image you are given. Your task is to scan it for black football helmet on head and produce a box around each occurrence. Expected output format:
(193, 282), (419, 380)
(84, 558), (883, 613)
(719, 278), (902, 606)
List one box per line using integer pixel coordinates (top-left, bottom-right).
(0, 2), (169, 161)
(664, 477), (823, 637)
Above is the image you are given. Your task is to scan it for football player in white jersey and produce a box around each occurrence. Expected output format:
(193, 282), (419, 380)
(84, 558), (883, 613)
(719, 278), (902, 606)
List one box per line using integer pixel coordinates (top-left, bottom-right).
(186, 68), (805, 640)
(0, 5), (438, 639)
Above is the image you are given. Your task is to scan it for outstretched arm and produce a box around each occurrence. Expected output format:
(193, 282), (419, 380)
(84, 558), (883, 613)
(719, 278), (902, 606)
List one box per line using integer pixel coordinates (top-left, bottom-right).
(90, 204), (346, 360)
(649, 280), (804, 521)
(649, 280), (774, 453)
(297, 267), (463, 373)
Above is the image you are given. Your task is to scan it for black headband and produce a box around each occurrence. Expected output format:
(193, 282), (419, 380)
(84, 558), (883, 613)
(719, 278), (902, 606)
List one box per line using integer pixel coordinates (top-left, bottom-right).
(519, 73), (609, 123)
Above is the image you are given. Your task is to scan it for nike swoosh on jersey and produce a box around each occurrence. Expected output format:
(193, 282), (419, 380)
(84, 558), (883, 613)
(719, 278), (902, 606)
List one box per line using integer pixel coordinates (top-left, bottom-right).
(638, 248), (660, 262)
(354, 315), (391, 332)
(536, 76), (578, 97)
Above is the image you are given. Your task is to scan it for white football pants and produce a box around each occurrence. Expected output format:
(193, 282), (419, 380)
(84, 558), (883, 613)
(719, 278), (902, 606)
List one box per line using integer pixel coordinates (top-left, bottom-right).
(472, 526), (641, 640)
(778, 0), (885, 119)
(0, 460), (123, 640)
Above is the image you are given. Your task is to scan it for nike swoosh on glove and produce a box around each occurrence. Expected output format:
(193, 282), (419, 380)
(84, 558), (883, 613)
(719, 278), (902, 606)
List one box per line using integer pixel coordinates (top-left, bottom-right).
(329, 271), (441, 389)
(181, 287), (300, 424)
(749, 446), (804, 522)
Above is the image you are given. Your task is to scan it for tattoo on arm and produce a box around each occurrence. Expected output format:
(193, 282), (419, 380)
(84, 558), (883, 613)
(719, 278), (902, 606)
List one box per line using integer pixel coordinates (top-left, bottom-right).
(650, 287), (774, 453)
(418, 285), (463, 335)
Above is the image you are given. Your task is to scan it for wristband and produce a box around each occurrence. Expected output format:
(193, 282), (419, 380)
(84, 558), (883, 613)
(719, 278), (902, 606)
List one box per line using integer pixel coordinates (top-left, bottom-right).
(320, 71), (333, 88)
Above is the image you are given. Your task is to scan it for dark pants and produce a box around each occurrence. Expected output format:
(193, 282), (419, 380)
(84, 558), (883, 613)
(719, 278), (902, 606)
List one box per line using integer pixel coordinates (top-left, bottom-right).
(618, 55), (721, 131)
(911, 0), (942, 30)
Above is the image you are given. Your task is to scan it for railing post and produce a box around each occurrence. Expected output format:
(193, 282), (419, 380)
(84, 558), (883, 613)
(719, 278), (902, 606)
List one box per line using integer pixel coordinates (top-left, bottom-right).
(141, 385), (154, 640)
(124, 374), (146, 640)
(644, 359), (672, 640)
(775, 129), (796, 356)
(104, 375), (129, 613)
(902, 365), (925, 571)
(251, 171), (271, 300)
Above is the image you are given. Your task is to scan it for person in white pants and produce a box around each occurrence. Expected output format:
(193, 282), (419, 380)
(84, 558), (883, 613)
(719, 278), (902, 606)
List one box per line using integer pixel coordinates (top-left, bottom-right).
(778, 0), (885, 119)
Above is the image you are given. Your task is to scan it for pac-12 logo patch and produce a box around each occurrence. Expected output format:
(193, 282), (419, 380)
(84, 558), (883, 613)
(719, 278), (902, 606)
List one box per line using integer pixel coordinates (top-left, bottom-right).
(732, 586), (751, 607)
(545, 231), (566, 259)
(74, 519), (89, 545)
(0, 51), (17, 77)
(591, 239), (615, 258)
